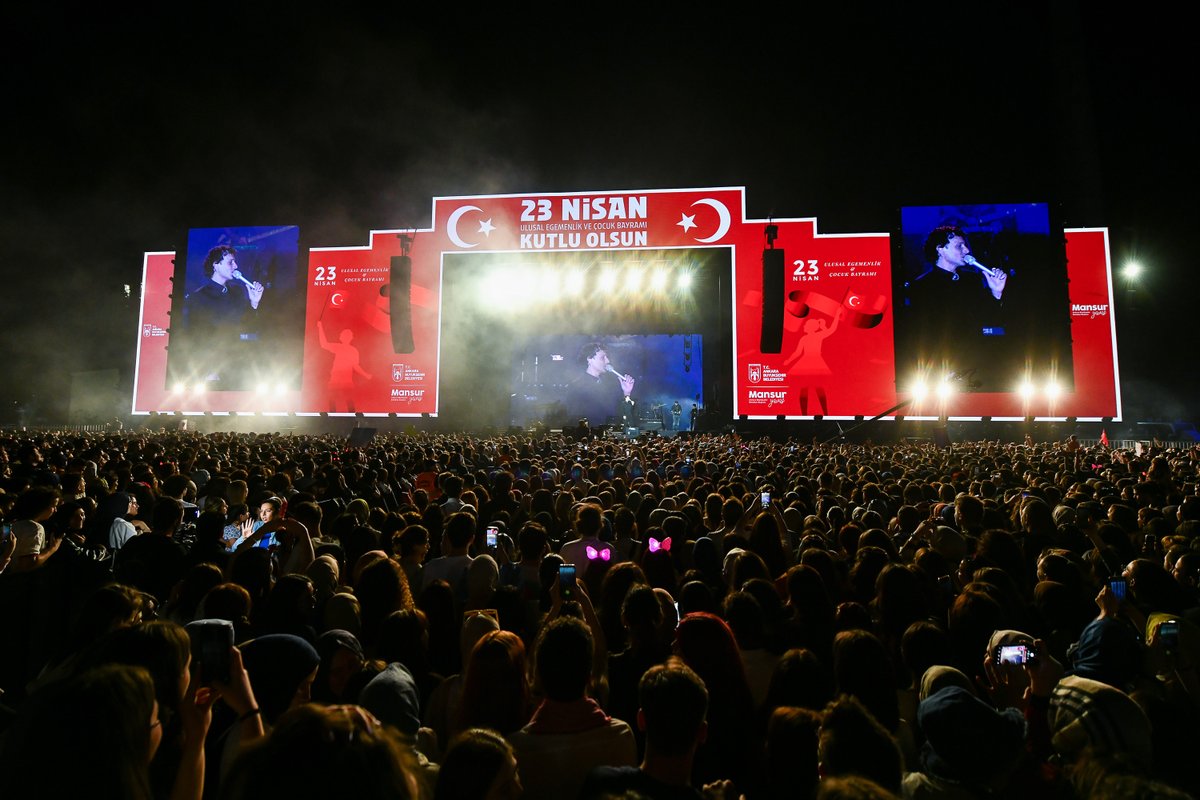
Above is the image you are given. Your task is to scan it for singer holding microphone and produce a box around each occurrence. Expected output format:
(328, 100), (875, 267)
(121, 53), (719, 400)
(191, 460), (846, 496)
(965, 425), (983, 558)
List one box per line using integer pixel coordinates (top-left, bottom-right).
(183, 245), (266, 388)
(902, 225), (1014, 390)
(566, 342), (636, 428)
(925, 225), (1007, 300)
(196, 245), (265, 309)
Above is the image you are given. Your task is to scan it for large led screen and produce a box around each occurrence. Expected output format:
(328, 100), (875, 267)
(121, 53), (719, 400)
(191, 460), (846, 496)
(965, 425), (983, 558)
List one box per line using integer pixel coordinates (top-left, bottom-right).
(506, 334), (703, 430)
(131, 188), (1120, 422)
(435, 246), (725, 431)
(166, 226), (305, 392)
(893, 203), (1074, 395)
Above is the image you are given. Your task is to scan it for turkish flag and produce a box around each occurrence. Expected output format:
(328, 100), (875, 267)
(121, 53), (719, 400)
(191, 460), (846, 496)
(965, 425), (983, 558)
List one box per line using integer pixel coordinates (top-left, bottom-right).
(840, 287), (888, 328)
(785, 287), (888, 330)
(784, 289), (842, 331)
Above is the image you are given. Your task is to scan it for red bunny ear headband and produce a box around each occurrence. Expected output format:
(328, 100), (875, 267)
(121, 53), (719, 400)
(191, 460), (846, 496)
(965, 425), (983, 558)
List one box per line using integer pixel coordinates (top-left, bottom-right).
(586, 545), (611, 561)
(648, 537), (671, 553)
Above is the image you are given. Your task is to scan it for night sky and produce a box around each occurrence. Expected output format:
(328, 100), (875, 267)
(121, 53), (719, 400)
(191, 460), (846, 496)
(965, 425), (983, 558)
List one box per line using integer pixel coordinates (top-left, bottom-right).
(2, 4), (1193, 426)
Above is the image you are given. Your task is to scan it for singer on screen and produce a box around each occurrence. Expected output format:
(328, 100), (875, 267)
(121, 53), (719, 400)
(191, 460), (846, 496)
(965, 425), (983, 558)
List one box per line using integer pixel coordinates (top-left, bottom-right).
(921, 226), (1007, 300)
(189, 245), (265, 314)
(183, 245), (266, 386)
(566, 341), (635, 426)
(901, 225), (1013, 387)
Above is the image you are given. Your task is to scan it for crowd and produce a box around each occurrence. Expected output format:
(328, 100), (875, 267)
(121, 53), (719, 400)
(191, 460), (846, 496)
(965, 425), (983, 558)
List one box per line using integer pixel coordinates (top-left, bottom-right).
(0, 427), (1198, 799)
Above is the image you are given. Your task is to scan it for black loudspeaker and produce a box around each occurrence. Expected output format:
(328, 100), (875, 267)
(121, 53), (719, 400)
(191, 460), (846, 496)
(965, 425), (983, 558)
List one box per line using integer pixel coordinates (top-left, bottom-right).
(348, 427), (377, 447)
(389, 255), (415, 353)
(932, 424), (950, 448)
(760, 248), (785, 353)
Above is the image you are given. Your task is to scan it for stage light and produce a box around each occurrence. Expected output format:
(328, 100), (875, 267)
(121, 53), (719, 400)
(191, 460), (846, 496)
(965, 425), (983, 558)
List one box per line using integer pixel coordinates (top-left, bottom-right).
(1019, 381), (1036, 401)
(678, 272), (693, 290)
(650, 269), (667, 291)
(1045, 381), (1062, 400)
(488, 268), (533, 310)
(274, 383), (287, 396)
(480, 271), (508, 306)
(172, 382), (186, 395)
(503, 267), (535, 308)
(1122, 261), (1142, 280)
(598, 269), (618, 293)
(541, 269), (561, 300)
(910, 380), (929, 403)
(193, 382), (207, 394)
(256, 382), (269, 395)
(936, 378), (954, 400)
(624, 270), (642, 293)
(565, 271), (585, 295)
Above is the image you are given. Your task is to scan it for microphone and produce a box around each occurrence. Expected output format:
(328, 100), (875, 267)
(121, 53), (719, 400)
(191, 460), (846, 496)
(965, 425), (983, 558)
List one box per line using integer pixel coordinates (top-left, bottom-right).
(231, 269), (258, 289)
(605, 364), (627, 380)
(964, 256), (1011, 277)
(606, 363), (635, 390)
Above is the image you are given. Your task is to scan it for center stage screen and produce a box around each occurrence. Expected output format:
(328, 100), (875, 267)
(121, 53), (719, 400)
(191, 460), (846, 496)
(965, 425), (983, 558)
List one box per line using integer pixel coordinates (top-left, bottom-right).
(436, 245), (727, 431)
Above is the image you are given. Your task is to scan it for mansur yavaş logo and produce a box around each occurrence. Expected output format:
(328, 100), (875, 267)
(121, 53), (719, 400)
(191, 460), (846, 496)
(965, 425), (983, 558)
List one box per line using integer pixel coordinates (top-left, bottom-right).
(1071, 303), (1108, 319)
(747, 389), (788, 409)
